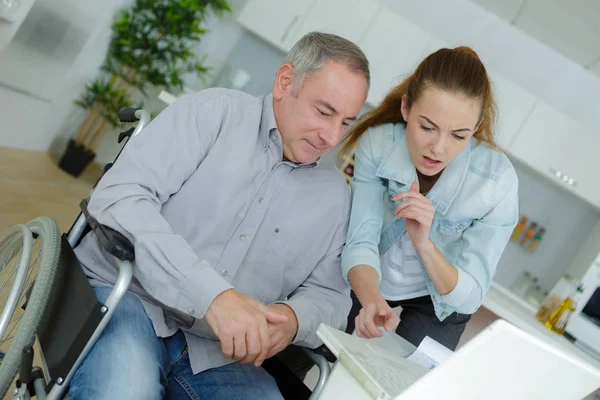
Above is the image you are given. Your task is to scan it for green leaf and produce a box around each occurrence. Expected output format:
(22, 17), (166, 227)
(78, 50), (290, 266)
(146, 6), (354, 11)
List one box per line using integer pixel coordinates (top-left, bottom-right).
(76, 0), (231, 133)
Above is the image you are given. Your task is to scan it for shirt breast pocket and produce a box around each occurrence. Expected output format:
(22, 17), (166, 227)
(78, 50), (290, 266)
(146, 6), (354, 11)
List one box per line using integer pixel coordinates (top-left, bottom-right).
(433, 218), (474, 247)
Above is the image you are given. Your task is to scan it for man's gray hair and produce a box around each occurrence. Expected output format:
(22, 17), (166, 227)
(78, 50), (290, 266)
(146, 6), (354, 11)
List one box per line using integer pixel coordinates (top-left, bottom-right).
(283, 32), (370, 93)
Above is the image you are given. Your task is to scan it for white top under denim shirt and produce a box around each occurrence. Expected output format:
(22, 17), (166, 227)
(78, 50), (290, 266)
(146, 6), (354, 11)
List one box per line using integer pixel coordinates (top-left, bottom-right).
(379, 231), (429, 301)
(341, 123), (519, 321)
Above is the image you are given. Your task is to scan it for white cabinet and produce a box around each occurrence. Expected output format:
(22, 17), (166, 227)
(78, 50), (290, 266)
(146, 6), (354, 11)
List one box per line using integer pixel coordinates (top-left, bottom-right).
(0, 0), (37, 50)
(237, 0), (315, 52)
(419, 36), (451, 60)
(489, 71), (537, 150)
(359, 6), (432, 106)
(509, 101), (600, 207)
(284, 0), (380, 48)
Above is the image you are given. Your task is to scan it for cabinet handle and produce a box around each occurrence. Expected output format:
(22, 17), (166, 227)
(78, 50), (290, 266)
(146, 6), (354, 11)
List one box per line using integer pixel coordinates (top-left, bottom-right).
(549, 167), (577, 187)
(281, 15), (300, 43)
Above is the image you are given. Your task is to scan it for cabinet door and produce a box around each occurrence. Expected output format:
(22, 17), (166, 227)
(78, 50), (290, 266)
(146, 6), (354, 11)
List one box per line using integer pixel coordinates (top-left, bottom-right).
(419, 36), (450, 60)
(284, 0), (380, 48)
(237, 0), (315, 52)
(359, 6), (432, 106)
(489, 72), (537, 150)
(509, 101), (600, 207)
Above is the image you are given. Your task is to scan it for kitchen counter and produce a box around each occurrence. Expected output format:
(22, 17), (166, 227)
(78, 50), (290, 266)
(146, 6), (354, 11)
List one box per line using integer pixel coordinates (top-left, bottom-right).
(483, 281), (600, 371)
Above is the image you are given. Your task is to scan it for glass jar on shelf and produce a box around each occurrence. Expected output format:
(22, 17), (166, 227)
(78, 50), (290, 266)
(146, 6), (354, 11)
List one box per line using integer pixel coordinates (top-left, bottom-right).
(536, 274), (577, 324)
(525, 285), (544, 309)
(510, 271), (536, 298)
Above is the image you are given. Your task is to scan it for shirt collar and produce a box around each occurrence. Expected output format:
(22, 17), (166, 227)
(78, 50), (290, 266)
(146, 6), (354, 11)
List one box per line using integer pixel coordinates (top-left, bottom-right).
(261, 93), (318, 169)
(260, 93), (279, 150)
(376, 123), (471, 215)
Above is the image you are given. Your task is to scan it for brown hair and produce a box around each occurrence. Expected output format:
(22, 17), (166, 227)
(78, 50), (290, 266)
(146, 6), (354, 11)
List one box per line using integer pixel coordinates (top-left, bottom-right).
(340, 46), (497, 155)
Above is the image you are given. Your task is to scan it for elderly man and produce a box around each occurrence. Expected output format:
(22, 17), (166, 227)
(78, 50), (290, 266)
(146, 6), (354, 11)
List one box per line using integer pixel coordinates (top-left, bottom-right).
(70, 32), (370, 399)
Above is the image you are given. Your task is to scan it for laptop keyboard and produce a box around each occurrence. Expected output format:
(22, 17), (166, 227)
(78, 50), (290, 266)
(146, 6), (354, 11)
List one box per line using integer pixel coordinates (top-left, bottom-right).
(351, 352), (424, 395)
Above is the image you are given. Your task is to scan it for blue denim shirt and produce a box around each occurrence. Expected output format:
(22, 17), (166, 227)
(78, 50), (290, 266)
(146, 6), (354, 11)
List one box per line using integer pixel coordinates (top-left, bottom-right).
(341, 123), (519, 321)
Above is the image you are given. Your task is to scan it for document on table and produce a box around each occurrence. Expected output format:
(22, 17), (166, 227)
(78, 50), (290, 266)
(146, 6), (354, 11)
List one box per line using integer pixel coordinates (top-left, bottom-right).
(406, 336), (454, 369)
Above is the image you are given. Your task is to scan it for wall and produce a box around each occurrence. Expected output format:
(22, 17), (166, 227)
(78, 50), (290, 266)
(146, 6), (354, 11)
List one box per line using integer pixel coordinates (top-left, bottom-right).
(379, 0), (600, 139)
(215, 31), (284, 97)
(0, 0), (37, 50)
(0, 0), (131, 152)
(565, 221), (600, 281)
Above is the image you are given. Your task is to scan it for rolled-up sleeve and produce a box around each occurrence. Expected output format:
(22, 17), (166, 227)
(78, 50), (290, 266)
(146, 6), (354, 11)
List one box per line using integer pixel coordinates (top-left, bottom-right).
(88, 93), (233, 319)
(436, 168), (519, 314)
(341, 129), (387, 283)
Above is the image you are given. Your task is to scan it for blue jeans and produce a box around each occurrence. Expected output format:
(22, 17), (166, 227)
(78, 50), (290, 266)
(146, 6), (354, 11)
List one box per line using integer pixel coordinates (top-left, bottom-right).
(67, 287), (283, 400)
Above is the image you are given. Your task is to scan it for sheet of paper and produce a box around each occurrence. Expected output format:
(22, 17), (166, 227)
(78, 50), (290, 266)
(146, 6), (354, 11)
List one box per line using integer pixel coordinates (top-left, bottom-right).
(406, 336), (454, 369)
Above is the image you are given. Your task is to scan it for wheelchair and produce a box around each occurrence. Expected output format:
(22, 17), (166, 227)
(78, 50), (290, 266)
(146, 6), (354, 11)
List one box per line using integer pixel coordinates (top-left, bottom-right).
(0, 109), (332, 400)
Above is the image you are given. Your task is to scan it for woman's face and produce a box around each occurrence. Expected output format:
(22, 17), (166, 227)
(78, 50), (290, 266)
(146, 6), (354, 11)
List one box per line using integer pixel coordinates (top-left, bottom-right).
(402, 86), (481, 176)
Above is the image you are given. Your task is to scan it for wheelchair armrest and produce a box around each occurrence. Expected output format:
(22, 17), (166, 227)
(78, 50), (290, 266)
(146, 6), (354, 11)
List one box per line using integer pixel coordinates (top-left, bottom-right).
(118, 107), (142, 123)
(312, 344), (337, 363)
(79, 199), (135, 261)
(300, 347), (332, 400)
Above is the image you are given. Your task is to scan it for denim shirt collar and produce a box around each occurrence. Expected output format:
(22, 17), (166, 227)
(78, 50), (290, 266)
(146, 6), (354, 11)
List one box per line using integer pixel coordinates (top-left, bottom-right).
(375, 123), (471, 215)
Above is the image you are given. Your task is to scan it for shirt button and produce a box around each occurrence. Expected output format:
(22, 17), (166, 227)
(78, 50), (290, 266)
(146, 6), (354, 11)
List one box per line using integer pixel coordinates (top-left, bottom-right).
(220, 269), (228, 276)
(259, 197), (264, 204)
(187, 307), (195, 315)
(239, 234), (246, 240)
(456, 225), (463, 233)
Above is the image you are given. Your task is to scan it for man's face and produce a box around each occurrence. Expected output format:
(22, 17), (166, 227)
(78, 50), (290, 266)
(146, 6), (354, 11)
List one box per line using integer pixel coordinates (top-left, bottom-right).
(273, 61), (368, 164)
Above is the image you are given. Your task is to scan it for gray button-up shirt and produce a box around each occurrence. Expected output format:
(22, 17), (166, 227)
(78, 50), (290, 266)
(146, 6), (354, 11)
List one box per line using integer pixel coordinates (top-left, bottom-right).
(74, 88), (352, 374)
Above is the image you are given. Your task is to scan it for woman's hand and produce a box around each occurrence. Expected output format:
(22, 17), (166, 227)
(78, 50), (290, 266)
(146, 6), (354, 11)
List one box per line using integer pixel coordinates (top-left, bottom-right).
(393, 181), (435, 252)
(355, 301), (400, 338)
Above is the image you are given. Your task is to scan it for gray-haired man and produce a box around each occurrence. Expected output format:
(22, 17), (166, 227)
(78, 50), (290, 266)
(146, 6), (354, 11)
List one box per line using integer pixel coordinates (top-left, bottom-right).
(69, 32), (370, 399)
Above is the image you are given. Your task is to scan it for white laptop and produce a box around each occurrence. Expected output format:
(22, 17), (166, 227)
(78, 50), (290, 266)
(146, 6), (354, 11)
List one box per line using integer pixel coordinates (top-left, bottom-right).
(317, 319), (600, 400)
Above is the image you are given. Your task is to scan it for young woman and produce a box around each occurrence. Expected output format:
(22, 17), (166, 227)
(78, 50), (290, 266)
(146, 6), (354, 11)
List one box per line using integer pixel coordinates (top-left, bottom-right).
(340, 46), (519, 350)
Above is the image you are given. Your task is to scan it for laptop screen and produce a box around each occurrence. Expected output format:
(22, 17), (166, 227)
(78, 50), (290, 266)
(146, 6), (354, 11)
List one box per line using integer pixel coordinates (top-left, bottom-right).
(582, 286), (600, 328)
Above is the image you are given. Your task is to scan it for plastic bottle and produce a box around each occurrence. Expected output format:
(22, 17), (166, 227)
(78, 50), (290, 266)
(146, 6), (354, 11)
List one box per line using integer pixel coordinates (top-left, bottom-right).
(520, 222), (537, 247)
(528, 227), (545, 253)
(510, 216), (528, 241)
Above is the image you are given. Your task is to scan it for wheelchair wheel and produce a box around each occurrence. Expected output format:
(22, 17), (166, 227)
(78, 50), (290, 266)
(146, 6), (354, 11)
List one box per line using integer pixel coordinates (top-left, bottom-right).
(0, 217), (61, 398)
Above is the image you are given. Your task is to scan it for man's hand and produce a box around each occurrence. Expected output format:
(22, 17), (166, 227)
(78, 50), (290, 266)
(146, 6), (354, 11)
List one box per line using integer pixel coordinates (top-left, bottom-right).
(265, 303), (299, 359)
(205, 289), (288, 367)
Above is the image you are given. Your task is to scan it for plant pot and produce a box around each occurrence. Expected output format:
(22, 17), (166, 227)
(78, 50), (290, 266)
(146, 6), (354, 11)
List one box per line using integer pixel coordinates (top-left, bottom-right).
(58, 139), (96, 177)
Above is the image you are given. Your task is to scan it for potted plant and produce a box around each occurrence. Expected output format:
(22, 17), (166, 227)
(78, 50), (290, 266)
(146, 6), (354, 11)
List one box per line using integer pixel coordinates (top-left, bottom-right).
(59, 0), (231, 177)
(58, 78), (132, 176)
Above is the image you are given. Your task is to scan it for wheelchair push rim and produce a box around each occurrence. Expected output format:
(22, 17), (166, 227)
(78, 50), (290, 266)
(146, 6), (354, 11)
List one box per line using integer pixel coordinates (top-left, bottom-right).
(0, 217), (61, 399)
(0, 224), (34, 340)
